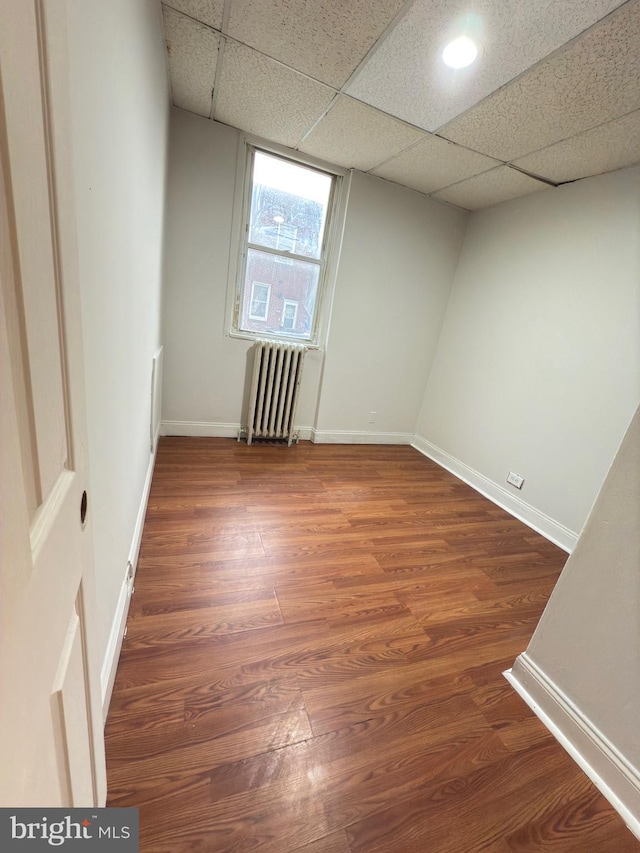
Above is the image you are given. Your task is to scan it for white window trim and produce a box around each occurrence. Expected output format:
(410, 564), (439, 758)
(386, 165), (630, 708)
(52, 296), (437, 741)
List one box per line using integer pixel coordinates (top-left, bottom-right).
(248, 281), (271, 320)
(224, 132), (351, 350)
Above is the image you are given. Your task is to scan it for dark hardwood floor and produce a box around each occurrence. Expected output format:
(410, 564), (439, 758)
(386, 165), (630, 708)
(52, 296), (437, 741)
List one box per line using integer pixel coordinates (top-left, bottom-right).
(105, 437), (639, 852)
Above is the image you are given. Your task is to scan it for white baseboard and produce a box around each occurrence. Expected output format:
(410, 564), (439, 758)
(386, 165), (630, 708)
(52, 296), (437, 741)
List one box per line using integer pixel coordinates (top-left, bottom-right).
(311, 429), (413, 445)
(411, 435), (577, 552)
(161, 421), (409, 447)
(505, 654), (640, 840)
(161, 420), (315, 441)
(129, 427), (159, 578)
(161, 420), (241, 438)
(100, 568), (133, 723)
(100, 438), (158, 723)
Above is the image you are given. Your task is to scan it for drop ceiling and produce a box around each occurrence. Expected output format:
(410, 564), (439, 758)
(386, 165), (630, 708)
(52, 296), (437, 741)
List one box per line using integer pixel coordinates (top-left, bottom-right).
(162, 0), (640, 211)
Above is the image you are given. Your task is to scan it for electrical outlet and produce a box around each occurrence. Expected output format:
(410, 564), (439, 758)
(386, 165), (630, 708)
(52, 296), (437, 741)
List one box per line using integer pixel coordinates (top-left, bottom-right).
(506, 471), (524, 489)
(368, 411), (377, 424)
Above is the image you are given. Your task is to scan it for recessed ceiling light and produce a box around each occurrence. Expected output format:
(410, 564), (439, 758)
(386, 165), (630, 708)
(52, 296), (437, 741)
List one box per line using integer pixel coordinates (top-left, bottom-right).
(442, 36), (479, 69)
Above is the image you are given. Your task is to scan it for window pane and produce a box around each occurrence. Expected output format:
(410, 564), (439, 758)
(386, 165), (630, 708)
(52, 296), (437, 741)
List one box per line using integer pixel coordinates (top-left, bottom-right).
(250, 299), (266, 318)
(282, 301), (298, 330)
(248, 151), (332, 261)
(240, 248), (319, 339)
(253, 284), (269, 301)
(248, 281), (270, 319)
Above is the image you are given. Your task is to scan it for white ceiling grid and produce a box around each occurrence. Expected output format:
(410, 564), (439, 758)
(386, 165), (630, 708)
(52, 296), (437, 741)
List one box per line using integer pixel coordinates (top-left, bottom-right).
(439, 0), (640, 159)
(432, 165), (550, 209)
(163, 0), (224, 29)
(346, 0), (627, 131)
(298, 96), (426, 172)
(513, 108), (640, 183)
(226, 0), (406, 87)
(371, 134), (501, 195)
(160, 0), (640, 210)
(214, 40), (335, 147)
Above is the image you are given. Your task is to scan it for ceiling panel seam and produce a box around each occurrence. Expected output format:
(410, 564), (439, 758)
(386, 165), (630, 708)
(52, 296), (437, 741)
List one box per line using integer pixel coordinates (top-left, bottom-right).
(294, 94), (341, 148)
(369, 131), (504, 175)
(337, 0), (421, 92)
(429, 164), (550, 197)
(209, 37), (226, 120)
(505, 106), (640, 165)
(435, 0), (638, 136)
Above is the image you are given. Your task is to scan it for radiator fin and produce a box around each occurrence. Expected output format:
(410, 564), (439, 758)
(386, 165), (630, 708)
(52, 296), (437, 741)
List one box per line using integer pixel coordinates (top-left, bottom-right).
(246, 341), (306, 445)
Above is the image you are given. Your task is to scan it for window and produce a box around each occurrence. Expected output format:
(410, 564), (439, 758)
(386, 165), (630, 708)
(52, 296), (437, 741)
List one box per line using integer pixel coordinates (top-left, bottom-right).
(233, 147), (337, 342)
(281, 299), (298, 331)
(248, 282), (270, 320)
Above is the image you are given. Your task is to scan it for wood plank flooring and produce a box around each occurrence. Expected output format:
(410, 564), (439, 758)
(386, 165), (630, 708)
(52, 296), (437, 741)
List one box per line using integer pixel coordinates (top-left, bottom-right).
(105, 438), (639, 852)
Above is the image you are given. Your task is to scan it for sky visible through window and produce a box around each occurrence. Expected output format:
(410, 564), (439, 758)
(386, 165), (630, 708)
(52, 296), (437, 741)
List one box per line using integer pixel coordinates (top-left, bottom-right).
(253, 152), (332, 204)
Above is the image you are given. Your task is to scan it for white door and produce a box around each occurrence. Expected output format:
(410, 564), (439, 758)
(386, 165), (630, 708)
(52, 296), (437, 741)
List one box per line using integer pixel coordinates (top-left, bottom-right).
(0, 0), (106, 806)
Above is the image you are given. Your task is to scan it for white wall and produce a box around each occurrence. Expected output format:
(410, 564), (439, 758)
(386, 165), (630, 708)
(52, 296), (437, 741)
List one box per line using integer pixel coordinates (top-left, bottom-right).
(162, 108), (468, 440)
(161, 110), (314, 434)
(416, 166), (640, 542)
(315, 172), (467, 440)
(508, 404), (640, 833)
(67, 0), (169, 697)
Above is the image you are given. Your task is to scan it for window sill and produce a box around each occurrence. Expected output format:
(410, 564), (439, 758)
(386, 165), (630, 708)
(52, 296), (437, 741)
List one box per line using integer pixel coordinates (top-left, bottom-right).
(226, 328), (322, 350)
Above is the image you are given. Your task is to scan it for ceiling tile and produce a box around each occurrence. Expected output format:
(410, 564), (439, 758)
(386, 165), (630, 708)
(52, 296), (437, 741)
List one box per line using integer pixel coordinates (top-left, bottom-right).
(162, 0), (224, 29)
(163, 5), (220, 118)
(298, 97), (425, 171)
(346, 0), (627, 132)
(431, 166), (550, 210)
(214, 41), (335, 148)
(440, 1), (640, 161)
(371, 134), (500, 194)
(513, 110), (640, 183)
(226, 0), (404, 88)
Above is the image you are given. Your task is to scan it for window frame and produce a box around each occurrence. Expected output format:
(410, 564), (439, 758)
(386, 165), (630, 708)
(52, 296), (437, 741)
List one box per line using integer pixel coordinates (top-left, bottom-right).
(225, 135), (349, 349)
